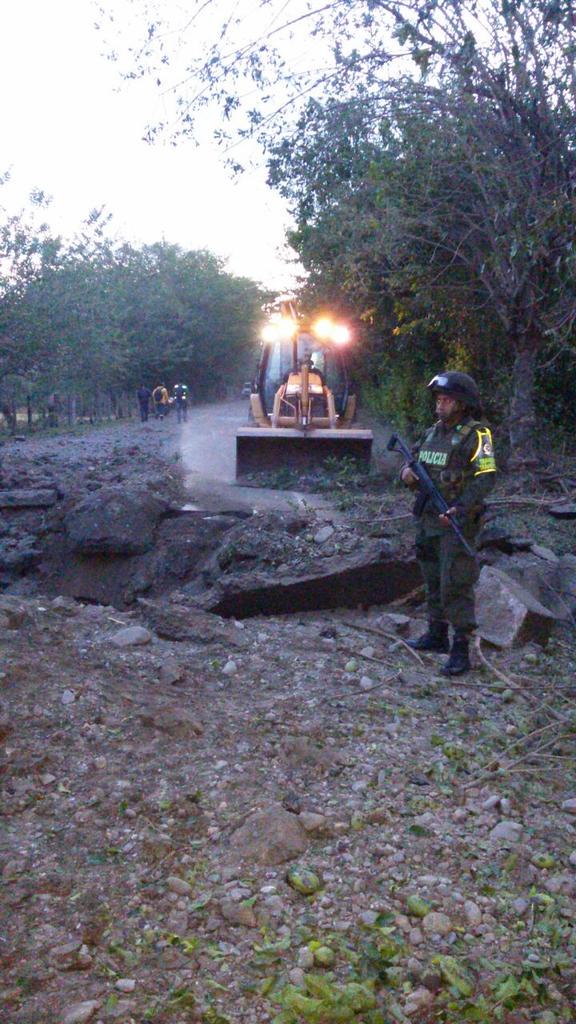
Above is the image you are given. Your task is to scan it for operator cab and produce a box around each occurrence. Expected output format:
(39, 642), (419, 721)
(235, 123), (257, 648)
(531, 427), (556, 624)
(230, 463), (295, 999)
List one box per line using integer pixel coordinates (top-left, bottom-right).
(258, 335), (349, 419)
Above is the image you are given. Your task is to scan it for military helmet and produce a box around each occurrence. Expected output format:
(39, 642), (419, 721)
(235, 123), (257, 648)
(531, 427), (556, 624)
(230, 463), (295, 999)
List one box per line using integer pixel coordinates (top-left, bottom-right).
(427, 371), (481, 409)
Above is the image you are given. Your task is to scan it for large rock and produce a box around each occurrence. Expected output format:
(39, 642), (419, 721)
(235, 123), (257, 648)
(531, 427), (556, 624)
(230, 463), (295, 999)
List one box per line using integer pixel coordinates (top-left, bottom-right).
(422, 912), (452, 936)
(0, 542), (42, 576)
(138, 598), (242, 645)
(111, 625), (153, 647)
(486, 549), (576, 620)
(219, 899), (258, 928)
(548, 501), (576, 519)
(61, 1002), (101, 1024)
(555, 554), (576, 613)
(47, 505), (239, 607)
(0, 488), (58, 508)
(477, 521), (531, 553)
(489, 820), (523, 844)
(196, 541), (421, 618)
(65, 486), (168, 555)
(501, 554), (566, 620)
(226, 803), (308, 865)
(156, 511), (241, 579)
(42, 549), (151, 607)
(0, 595), (31, 628)
(476, 565), (556, 647)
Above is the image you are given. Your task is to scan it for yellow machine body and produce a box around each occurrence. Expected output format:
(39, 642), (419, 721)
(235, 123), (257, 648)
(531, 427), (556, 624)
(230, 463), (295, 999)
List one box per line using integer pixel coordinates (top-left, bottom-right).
(236, 318), (372, 476)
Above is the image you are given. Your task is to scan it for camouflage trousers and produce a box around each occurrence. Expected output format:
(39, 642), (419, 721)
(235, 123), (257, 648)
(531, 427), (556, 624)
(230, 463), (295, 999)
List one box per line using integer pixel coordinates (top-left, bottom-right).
(415, 525), (479, 632)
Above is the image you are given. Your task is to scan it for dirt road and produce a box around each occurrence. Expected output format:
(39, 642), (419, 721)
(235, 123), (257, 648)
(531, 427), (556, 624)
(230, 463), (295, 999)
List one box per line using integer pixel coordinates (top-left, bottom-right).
(1, 398), (337, 516)
(178, 399), (343, 514)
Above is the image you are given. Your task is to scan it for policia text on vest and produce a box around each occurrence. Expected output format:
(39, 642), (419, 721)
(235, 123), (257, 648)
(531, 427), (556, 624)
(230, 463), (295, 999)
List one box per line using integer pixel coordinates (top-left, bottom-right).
(386, 433), (475, 557)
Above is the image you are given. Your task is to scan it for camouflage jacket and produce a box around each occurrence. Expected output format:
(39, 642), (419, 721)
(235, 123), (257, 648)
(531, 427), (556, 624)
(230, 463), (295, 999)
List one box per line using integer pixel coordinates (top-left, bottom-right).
(411, 417), (497, 526)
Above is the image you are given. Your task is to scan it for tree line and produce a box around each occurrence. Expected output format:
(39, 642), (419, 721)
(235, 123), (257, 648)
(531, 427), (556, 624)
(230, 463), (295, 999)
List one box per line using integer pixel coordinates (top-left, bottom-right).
(0, 191), (267, 431)
(112, 0), (576, 461)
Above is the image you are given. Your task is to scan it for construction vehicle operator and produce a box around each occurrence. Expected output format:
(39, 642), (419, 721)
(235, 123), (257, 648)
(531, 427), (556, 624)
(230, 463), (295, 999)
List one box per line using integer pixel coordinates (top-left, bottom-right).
(399, 371), (496, 676)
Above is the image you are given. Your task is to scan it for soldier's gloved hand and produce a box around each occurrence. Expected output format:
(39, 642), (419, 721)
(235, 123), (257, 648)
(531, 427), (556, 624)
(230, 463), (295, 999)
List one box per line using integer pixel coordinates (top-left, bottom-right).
(400, 466), (419, 487)
(439, 506), (461, 527)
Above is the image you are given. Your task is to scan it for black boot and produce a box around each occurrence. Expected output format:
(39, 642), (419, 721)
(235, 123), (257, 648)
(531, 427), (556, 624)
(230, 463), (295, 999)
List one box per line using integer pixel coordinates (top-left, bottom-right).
(441, 632), (471, 676)
(407, 621), (450, 653)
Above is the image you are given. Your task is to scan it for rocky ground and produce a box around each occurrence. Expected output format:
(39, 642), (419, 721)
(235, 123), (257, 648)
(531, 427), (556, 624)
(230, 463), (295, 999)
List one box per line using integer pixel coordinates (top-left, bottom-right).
(1, 413), (575, 1024)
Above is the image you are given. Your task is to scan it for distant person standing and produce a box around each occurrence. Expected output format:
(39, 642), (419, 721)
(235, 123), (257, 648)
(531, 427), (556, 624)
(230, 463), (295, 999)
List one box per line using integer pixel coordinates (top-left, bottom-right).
(137, 385), (152, 422)
(47, 392), (61, 428)
(152, 384), (169, 419)
(173, 383), (189, 423)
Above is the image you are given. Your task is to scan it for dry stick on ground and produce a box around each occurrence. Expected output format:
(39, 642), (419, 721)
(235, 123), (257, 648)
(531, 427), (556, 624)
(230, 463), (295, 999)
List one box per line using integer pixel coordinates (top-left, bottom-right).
(491, 767), (567, 777)
(460, 719), (562, 790)
(538, 470), (576, 484)
(485, 496), (565, 508)
(389, 585), (426, 608)
(328, 670), (401, 702)
(335, 643), (396, 668)
(473, 638), (570, 724)
(341, 619), (426, 666)
(529, 753), (576, 761)
(462, 732), (573, 791)
(292, 670), (400, 707)
(352, 512), (413, 524)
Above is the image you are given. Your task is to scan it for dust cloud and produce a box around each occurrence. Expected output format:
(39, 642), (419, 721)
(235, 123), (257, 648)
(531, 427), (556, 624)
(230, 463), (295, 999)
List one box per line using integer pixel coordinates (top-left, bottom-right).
(177, 399), (331, 514)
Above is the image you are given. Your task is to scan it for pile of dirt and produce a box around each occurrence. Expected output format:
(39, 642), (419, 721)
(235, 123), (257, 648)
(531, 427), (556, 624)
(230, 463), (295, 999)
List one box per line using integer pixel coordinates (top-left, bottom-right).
(0, 423), (184, 594)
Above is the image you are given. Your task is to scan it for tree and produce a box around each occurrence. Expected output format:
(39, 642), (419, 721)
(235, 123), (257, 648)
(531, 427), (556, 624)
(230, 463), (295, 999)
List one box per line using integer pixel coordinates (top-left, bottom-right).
(106, 0), (576, 458)
(1, 175), (268, 428)
(0, 180), (65, 426)
(267, 95), (502, 431)
(378, 58), (576, 458)
(107, 242), (267, 398)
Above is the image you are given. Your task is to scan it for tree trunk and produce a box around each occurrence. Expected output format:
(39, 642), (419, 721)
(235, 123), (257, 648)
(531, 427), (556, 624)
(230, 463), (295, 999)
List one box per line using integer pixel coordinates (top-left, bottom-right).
(508, 346), (538, 465)
(0, 402), (16, 432)
(67, 393), (77, 426)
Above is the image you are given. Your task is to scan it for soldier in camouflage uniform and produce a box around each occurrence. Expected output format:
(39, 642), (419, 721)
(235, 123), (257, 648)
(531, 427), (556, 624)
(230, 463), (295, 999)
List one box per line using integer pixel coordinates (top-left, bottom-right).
(400, 372), (496, 675)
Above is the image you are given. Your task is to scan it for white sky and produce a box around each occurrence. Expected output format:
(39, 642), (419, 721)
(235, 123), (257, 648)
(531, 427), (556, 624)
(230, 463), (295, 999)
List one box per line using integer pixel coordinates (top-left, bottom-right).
(0, 0), (301, 290)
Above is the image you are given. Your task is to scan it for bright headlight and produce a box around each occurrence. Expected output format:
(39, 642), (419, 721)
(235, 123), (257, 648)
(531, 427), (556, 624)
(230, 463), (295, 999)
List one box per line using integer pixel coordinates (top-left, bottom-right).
(312, 317), (333, 339)
(262, 316), (297, 343)
(332, 324), (350, 345)
(261, 323), (279, 343)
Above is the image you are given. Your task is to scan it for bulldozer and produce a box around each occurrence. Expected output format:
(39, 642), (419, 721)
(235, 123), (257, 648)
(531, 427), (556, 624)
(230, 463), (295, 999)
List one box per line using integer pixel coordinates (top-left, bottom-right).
(236, 304), (373, 476)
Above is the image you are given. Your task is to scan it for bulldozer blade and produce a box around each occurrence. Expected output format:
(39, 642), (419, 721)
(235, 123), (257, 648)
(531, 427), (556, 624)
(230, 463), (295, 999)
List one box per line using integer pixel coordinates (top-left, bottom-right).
(236, 427), (373, 477)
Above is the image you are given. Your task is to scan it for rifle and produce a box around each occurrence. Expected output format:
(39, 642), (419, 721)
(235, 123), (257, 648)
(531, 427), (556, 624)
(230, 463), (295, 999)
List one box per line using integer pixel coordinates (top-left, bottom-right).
(387, 432), (476, 558)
